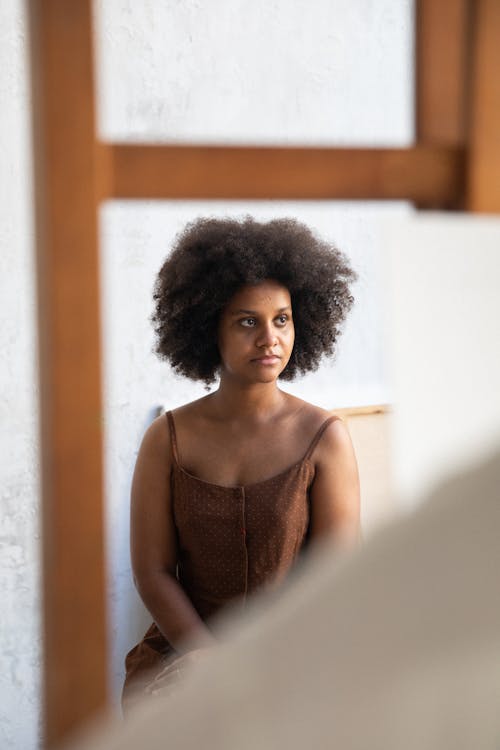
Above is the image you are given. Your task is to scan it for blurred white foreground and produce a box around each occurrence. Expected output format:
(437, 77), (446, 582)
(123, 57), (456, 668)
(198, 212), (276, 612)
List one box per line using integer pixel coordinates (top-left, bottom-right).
(69, 443), (500, 750)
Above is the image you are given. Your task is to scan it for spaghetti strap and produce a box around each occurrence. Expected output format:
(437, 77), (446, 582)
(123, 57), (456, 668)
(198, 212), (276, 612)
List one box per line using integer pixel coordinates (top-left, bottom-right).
(166, 411), (179, 464)
(304, 416), (340, 461)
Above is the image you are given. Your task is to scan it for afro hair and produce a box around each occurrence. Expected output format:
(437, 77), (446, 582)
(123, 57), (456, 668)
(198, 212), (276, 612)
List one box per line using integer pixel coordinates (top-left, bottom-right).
(152, 216), (357, 383)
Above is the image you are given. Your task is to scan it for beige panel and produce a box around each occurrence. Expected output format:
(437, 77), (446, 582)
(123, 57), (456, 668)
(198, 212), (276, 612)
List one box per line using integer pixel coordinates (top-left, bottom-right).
(334, 406), (396, 534)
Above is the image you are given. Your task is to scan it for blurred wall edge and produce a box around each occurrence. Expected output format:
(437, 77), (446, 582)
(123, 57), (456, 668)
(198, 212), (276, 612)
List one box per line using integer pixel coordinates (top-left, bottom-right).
(386, 213), (500, 509)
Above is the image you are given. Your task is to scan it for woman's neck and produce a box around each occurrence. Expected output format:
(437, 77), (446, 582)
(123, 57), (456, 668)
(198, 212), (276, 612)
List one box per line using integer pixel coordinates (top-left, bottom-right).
(209, 376), (288, 423)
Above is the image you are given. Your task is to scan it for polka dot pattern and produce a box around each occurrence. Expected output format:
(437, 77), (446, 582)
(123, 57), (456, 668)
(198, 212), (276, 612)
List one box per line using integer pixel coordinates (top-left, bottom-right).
(123, 412), (337, 701)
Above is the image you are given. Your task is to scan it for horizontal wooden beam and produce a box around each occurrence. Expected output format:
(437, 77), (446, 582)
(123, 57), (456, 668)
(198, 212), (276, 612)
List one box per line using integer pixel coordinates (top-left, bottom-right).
(106, 144), (464, 208)
(335, 405), (390, 418)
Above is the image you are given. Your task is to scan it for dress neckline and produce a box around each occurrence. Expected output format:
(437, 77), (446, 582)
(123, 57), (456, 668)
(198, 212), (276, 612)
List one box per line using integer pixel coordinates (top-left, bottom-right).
(172, 455), (313, 491)
(166, 411), (338, 492)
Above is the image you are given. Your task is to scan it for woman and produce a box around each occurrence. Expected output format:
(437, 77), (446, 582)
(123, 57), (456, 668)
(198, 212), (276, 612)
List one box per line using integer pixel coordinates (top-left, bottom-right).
(122, 216), (361, 708)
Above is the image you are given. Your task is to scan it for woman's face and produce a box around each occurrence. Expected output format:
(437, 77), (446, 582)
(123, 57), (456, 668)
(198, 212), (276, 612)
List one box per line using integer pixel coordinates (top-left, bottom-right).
(217, 279), (295, 384)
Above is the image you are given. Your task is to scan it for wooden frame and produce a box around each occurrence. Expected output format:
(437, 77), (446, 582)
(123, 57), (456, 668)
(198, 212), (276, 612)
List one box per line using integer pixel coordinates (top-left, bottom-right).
(108, 144), (463, 205)
(29, 2), (107, 746)
(27, 0), (500, 745)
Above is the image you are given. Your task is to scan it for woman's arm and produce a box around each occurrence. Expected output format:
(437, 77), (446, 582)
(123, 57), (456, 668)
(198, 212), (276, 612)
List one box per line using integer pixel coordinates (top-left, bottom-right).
(130, 416), (216, 652)
(308, 417), (361, 549)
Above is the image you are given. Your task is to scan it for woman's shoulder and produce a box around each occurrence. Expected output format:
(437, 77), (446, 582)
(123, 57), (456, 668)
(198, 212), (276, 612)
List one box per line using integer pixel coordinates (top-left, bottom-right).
(170, 395), (209, 415)
(170, 394), (214, 429)
(283, 393), (343, 430)
(140, 397), (212, 460)
(139, 411), (171, 457)
(283, 395), (351, 461)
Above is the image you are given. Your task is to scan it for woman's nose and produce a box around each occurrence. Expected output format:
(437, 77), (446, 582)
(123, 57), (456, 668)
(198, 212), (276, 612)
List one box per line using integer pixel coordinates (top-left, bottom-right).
(256, 324), (278, 348)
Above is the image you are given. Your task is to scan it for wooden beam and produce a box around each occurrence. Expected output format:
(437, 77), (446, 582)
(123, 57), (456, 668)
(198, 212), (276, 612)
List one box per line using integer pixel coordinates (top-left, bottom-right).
(28, 1), (108, 746)
(416, 0), (472, 146)
(466, 0), (500, 212)
(108, 144), (464, 207)
(334, 405), (390, 418)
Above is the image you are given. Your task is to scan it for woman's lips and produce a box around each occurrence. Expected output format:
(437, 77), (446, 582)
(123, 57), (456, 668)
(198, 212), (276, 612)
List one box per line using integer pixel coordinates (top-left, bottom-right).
(252, 355), (280, 365)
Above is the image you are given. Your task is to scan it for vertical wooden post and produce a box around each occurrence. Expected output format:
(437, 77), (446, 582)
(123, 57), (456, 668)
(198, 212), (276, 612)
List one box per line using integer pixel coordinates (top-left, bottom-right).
(466, 0), (500, 211)
(415, 0), (471, 209)
(416, 0), (472, 146)
(28, 1), (108, 745)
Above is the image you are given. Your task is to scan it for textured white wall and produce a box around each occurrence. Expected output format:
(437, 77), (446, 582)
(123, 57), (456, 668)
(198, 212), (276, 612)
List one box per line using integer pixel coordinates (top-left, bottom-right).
(1, 1), (413, 746)
(95, 0), (413, 145)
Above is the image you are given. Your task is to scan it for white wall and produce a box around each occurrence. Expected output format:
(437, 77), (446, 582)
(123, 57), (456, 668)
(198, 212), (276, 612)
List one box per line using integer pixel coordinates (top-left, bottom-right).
(95, 0), (413, 145)
(0, 1), (413, 746)
(387, 214), (500, 510)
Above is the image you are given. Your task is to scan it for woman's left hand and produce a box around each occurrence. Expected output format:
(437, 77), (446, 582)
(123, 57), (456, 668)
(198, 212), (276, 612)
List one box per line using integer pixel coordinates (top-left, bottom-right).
(146, 647), (213, 696)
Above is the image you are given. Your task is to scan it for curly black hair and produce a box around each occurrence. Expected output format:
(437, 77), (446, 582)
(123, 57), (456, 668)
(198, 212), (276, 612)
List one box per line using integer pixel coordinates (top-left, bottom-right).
(152, 216), (357, 383)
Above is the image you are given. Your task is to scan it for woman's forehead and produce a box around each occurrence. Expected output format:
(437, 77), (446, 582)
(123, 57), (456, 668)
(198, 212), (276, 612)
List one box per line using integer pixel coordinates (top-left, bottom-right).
(228, 280), (291, 309)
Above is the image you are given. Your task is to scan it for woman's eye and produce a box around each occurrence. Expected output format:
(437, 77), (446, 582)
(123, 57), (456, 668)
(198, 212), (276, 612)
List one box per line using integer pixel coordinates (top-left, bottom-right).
(240, 318), (257, 327)
(276, 315), (288, 326)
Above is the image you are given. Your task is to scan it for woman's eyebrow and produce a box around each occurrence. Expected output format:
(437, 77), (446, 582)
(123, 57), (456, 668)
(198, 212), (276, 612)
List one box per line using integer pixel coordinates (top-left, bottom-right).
(231, 306), (291, 316)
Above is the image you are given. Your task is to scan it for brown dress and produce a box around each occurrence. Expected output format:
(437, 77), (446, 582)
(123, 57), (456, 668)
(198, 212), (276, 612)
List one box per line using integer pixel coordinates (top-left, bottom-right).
(122, 410), (338, 705)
